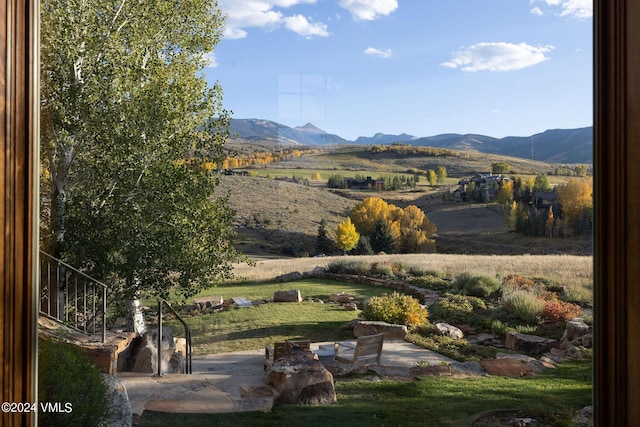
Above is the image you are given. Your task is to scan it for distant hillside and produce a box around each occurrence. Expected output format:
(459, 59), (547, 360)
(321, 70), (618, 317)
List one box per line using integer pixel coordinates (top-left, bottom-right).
(229, 118), (347, 146)
(353, 132), (418, 145)
(228, 118), (593, 164)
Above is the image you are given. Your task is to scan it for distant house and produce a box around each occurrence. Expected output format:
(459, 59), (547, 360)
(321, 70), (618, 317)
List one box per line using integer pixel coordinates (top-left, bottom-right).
(454, 173), (509, 202)
(532, 191), (559, 210)
(345, 176), (385, 191)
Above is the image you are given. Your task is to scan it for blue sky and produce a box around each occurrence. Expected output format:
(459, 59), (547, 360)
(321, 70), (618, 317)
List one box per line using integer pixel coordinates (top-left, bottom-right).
(205, 0), (592, 141)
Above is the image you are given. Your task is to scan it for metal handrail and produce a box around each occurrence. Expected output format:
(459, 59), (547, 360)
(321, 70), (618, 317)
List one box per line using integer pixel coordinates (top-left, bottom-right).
(39, 250), (107, 342)
(157, 299), (193, 376)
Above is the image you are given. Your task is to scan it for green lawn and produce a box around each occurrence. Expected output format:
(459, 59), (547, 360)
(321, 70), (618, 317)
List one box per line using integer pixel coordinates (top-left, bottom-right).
(134, 360), (592, 426)
(140, 278), (592, 426)
(159, 279), (400, 355)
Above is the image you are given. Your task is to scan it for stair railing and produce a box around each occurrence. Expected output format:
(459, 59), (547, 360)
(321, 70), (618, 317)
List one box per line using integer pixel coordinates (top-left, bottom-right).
(157, 300), (193, 375)
(39, 250), (107, 343)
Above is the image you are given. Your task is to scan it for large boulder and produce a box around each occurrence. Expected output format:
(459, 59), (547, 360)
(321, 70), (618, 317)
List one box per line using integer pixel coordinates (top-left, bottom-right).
(130, 327), (176, 374)
(435, 323), (464, 339)
(267, 348), (336, 405)
(330, 292), (356, 303)
(353, 321), (407, 340)
(102, 374), (132, 427)
(273, 289), (302, 302)
(561, 318), (592, 347)
(505, 331), (557, 355)
(479, 358), (534, 378)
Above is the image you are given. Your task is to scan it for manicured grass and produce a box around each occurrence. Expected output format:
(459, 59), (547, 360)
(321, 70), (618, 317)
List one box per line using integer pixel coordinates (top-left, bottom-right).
(134, 360), (592, 427)
(160, 279), (400, 355)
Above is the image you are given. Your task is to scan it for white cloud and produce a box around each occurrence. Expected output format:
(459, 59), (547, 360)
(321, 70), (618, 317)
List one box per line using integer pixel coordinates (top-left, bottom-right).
(218, 0), (326, 39)
(531, 0), (592, 19)
(339, 0), (398, 21)
(558, 0), (592, 19)
(441, 42), (554, 72)
(203, 52), (219, 68)
(364, 47), (393, 58)
(530, 6), (543, 16)
(284, 15), (330, 37)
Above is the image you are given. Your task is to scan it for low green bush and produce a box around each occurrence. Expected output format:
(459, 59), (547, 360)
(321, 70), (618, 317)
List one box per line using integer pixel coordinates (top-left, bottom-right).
(455, 273), (500, 297)
(430, 293), (486, 325)
(38, 339), (110, 427)
(326, 260), (369, 275)
(407, 275), (452, 293)
(363, 292), (428, 327)
(406, 331), (499, 362)
(501, 290), (545, 324)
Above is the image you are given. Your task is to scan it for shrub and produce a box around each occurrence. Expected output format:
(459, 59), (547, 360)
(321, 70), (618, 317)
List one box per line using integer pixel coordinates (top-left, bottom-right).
(363, 292), (428, 327)
(327, 260), (369, 275)
(430, 293), (486, 325)
(38, 339), (110, 427)
(369, 261), (396, 279)
(454, 273), (500, 298)
(501, 290), (545, 324)
(406, 332), (499, 362)
(407, 275), (452, 293)
(542, 299), (583, 323)
(502, 274), (538, 292)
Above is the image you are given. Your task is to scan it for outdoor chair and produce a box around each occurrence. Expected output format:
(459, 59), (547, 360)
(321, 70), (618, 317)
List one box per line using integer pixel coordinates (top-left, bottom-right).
(334, 333), (384, 366)
(264, 339), (311, 370)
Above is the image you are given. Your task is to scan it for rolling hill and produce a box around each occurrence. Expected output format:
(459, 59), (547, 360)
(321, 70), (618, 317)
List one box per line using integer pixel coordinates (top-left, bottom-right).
(228, 118), (593, 164)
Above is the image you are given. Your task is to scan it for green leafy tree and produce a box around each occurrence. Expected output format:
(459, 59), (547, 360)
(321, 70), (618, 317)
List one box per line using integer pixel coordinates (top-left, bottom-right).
(336, 218), (360, 253)
(40, 0), (245, 308)
(534, 173), (552, 192)
(435, 166), (447, 183)
(492, 162), (511, 174)
(574, 164), (589, 177)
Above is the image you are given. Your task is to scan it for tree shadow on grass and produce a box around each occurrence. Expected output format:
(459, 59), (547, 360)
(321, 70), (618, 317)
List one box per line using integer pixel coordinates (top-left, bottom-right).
(219, 320), (355, 343)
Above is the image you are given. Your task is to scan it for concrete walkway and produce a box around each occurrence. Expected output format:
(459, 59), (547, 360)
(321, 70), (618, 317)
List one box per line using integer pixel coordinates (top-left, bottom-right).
(119, 340), (456, 415)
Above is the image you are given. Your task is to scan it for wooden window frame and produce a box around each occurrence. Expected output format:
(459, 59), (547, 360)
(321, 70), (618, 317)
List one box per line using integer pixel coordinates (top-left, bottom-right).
(1, 1), (639, 425)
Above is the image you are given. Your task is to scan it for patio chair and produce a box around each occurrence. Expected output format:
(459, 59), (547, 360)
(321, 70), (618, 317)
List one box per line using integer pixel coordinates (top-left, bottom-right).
(264, 339), (311, 370)
(334, 333), (384, 366)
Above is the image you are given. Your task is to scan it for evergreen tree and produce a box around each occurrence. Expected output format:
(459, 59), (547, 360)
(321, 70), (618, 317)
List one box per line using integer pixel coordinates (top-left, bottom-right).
(369, 219), (395, 254)
(316, 219), (334, 255)
(353, 236), (374, 255)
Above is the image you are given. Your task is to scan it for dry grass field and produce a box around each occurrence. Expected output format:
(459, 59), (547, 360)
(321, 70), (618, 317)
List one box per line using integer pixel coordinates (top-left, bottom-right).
(215, 143), (592, 258)
(231, 253), (593, 303)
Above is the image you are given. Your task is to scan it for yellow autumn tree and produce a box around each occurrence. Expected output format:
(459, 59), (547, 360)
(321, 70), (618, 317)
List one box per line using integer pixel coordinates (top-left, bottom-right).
(350, 197), (436, 253)
(336, 218), (360, 252)
(557, 177), (593, 227)
(350, 197), (394, 236)
(389, 205), (437, 253)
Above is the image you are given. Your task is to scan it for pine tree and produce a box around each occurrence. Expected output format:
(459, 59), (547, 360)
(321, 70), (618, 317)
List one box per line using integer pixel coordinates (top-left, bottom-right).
(316, 219), (334, 255)
(369, 219), (395, 254)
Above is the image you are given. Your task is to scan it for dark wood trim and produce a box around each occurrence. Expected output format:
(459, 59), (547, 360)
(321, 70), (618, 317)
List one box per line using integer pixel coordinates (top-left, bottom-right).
(593, 0), (640, 425)
(0, 0), (639, 426)
(1, 1), (38, 426)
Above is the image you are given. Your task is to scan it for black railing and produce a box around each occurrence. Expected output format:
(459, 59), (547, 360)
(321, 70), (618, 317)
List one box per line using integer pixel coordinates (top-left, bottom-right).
(39, 251), (107, 343)
(157, 300), (192, 375)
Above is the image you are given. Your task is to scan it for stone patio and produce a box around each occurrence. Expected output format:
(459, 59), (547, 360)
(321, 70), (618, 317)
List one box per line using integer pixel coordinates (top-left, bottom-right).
(119, 340), (456, 415)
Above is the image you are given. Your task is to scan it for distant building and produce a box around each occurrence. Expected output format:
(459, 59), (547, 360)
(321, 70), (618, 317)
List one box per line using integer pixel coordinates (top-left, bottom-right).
(345, 176), (385, 191)
(454, 173), (509, 202)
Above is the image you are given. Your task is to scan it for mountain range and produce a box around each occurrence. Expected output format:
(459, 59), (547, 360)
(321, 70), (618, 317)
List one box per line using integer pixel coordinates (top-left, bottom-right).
(229, 118), (593, 164)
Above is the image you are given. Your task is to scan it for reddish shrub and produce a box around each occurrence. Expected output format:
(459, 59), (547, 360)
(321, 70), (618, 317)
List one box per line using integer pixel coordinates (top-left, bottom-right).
(502, 274), (537, 291)
(542, 299), (583, 323)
